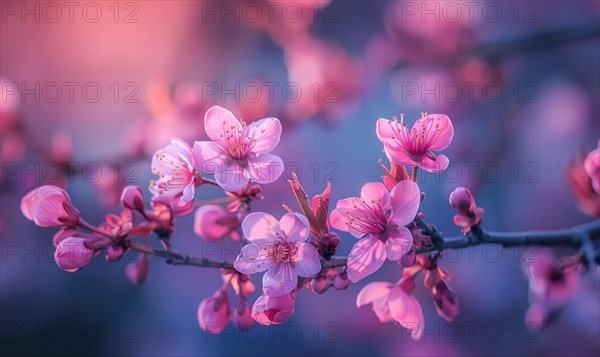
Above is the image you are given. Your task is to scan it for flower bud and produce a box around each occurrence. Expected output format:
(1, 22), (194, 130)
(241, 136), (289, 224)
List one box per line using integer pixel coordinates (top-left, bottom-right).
(194, 205), (240, 240)
(332, 271), (350, 290)
(105, 245), (127, 262)
(54, 237), (95, 272)
(120, 186), (145, 211)
(432, 280), (460, 322)
(21, 186), (80, 227)
(308, 276), (330, 294)
(449, 187), (474, 214)
(232, 296), (254, 331)
(251, 294), (294, 326)
(126, 253), (149, 285)
(197, 289), (231, 334)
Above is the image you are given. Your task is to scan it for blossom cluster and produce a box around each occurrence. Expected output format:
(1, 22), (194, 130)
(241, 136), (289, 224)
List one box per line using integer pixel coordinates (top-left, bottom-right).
(20, 106), (599, 338)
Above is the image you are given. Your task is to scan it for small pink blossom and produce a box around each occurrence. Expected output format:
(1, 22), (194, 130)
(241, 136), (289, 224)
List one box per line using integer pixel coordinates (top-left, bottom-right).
(54, 237), (96, 272)
(584, 140), (600, 193)
(21, 186), (80, 227)
(330, 181), (420, 282)
(251, 293), (295, 326)
(121, 186), (145, 212)
(377, 113), (454, 173)
(566, 149), (600, 218)
(234, 212), (321, 297)
(126, 253), (149, 286)
(194, 204), (241, 241)
(150, 138), (198, 207)
(197, 289), (231, 334)
(357, 277), (424, 340)
(449, 187), (484, 234)
(194, 106), (283, 192)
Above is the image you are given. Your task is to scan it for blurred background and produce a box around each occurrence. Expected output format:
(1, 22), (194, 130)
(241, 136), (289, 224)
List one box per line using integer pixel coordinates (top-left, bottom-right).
(1, 0), (599, 356)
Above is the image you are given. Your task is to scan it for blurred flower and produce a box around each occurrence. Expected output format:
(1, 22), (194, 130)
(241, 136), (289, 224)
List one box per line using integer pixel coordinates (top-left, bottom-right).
(567, 148), (600, 218)
(330, 181), (420, 282)
(356, 277), (424, 340)
(584, 140), (600, 193)
(54, 237), (96, 272)
(221, 269), (256, 296)
(331, 270), (350, 290)
(194, 204), (241, 240)
(234, 212), (321, 297)
(150, 138), (198, 207)
(21, 185), (80, 227)
(126, 253), (149, 286)
(283, 37), (364, 124)
(251, 293), (295, 326)
(523, 249), (579, 328)
(194, 106), (283, 192)
(377, 113), (454, 173)
(197, 289), (231, 334)
(449, 187), (484, 234)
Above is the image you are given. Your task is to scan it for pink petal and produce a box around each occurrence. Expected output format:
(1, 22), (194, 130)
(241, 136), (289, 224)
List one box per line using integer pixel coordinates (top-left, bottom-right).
(330, 206), (364, 238)
(194, 204), (237, 240)
(245, 154), (284, 185)
(360, 182), (391, 211)
(293, 243), (321, 277)
(376, 118), (401, 144)
(385, 145), (418, 167)
(419, 154), (449, 173)
(347, 236), (387, 283)
(388, 287), (424, 340)
(385, 226), (413, 260)
(193, 141), (227, 174)
(356, 281), (393, 307)
(389, 180), (420, 226)
(246, 117), (282, 154)
(415, 114), (454, 151)
(279, 213), (309, 243)
(54, 237), (94, 272)
(262, 263), (298, 297)
(204, 105), (242, 147)
(241, 212), (281, 244)
(372, 296), (394, 323)
(214, 160), (247, 192)
(234, 243), (273, 274)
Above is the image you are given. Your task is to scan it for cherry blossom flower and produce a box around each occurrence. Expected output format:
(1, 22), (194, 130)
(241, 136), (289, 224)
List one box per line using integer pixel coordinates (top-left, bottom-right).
(523, 249), (579, 328)
(233, 212), (321, 297)
(584, 140), (600, 193)
(376, 113), (454, 173)
(194, 205), (241, 241)
(330, 181), (420, 282)
(193, 106), (283, 192)
(197, 289), (231, 334)
(251, 294), (295, 326)
(150, 138), (198, 207)
(449, 187), (484, 234)
(356, 277), (424, 340)
(54, 237), (96, 272)
(21, 185), (80, 227)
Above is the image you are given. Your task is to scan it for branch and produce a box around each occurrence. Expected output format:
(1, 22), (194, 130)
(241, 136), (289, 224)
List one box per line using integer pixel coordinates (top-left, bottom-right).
(128, 241), (235, 270)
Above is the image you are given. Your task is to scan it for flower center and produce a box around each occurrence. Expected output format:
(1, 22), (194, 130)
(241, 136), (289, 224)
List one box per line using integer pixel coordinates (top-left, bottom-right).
(269, 239), (298, 263)
(345, 198), (388, 235)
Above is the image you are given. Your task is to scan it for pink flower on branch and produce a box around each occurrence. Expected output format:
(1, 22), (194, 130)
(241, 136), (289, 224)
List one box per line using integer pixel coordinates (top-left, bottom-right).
(234, 212), (321, 297)
(330, 181), (421, 282)
(21, 185), (80, 227)
(150, 138), (198, 208)
(54, 236), (97, 272)
(357, 277), (424, 340)
(377, 113), (454, 173)
(194, 106), (284, 192)
(584, 140), (600, 193)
